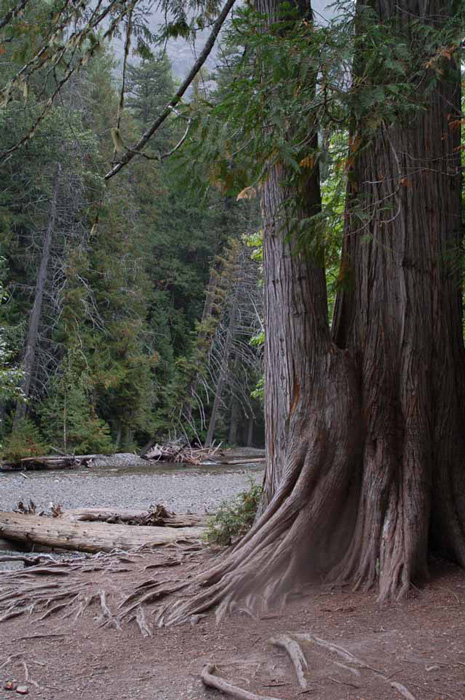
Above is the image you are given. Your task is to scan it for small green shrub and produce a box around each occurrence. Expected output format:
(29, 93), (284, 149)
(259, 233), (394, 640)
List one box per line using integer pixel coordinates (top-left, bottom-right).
(204, 480), (263, 546)
(2, 419), (48, 463)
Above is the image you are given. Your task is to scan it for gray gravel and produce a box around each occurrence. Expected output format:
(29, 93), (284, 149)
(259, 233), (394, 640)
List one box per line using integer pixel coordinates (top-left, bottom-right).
(0, 464), (263, 514)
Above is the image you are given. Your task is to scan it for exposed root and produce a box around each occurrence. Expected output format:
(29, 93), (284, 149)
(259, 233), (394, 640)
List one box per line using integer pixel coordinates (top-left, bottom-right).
(0, 543), (198, 626)
(36, 595), (79, 621)
(294, 632), (417, 699)
(200, 664), (284, 700)
(390, 681), (417, 700)
(0, 604), (34, 622)
(21, 661), (40, 689)
(293, 633), (368, 669)
(96, 590), (120, 629)
(0, 654), (23, 670)
(120, 581), (186, 620)
(269, 634), (308, 689)
(135, 605), (152, 637)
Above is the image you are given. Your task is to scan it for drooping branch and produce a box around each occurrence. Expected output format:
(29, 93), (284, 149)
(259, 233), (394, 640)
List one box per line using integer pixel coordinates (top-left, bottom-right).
(0, 0), (31, 31)
(105, 0), (236, 180)
(0, 3), (133, 163)
(112, 1), (135, 162)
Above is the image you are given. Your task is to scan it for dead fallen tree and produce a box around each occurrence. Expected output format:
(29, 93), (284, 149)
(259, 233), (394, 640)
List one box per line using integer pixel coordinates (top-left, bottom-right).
(61, 506), (207, 528)
(0, 511), (204, 553)
(0, 454), (95, 472)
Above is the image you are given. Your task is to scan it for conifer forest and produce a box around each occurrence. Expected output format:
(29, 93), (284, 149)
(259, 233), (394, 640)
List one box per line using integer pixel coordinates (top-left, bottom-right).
(0, 2), (465, 699)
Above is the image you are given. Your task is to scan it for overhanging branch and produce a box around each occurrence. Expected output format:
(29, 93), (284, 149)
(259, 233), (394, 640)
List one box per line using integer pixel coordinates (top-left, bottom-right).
(0, 0), (31, 31)
(104, 0), (236, 181)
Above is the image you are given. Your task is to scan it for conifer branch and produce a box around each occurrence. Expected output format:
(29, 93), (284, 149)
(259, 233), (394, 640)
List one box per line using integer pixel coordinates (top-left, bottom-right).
(0, 0), (31, 31)
(105, 0), (236, 181)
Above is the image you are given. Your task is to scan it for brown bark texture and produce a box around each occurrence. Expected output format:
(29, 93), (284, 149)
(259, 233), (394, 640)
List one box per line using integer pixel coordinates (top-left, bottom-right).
(332, 0), (465, 599)
(149, 0), (465, 625)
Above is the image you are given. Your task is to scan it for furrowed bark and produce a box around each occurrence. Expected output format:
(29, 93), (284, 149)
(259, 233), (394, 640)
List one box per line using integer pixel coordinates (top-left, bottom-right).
(152, 0), (362, 626)
(133, 0), (464, 625)
(332, 0), (465, 598)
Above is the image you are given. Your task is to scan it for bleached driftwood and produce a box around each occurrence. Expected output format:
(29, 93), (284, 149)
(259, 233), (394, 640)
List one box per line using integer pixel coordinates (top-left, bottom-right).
(60, 507), (206, 528)
(0, 511), (204, 553)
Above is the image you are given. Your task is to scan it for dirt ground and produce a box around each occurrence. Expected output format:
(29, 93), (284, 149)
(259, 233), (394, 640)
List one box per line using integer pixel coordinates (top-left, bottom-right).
(0, 550), (464, 700)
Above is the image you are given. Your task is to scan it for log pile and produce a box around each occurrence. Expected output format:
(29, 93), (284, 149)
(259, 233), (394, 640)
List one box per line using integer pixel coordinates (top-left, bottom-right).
(144, 442), (222, 465)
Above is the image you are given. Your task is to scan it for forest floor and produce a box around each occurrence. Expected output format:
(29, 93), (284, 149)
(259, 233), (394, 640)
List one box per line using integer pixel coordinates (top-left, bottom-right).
(0, 461), (464, 700)
(0, 553), (463, 700)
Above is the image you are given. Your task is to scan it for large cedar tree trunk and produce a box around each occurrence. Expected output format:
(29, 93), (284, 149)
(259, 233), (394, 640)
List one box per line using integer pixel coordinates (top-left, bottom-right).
(158, 0), (464, 624)
(332, 0), (465, 599)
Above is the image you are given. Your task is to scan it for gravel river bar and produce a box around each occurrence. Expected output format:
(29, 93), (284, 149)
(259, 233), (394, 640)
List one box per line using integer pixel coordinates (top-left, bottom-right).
(0, 462), (264, 514)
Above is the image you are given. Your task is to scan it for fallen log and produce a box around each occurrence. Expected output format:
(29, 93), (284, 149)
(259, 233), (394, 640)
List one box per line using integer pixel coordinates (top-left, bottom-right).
(0, 511), (204, 554)
(60, 507), (207, 528)
(211, 457), (266, 466)
(0, 454), (96, 472)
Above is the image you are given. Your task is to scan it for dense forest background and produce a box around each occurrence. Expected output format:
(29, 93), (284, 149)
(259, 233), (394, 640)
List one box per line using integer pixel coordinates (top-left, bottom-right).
(0, 12), (264, 458)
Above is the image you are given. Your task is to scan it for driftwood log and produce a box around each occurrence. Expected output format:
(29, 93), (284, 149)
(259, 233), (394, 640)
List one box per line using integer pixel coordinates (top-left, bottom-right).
(0, 454), (95, 472)
(60, 507), (207, 528)
(0, 511), (204, 553)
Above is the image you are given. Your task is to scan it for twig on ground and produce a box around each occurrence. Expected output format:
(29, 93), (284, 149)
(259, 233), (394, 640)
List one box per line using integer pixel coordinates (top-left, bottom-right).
(328, 676), (360, 689)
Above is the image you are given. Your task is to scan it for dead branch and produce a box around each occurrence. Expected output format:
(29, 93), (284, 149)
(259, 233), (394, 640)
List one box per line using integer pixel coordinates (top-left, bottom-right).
(201, 664), (283, 700)
(61, 506), (206, 528)
(105, 0), (236, 180)
(143, 442), (221, 465)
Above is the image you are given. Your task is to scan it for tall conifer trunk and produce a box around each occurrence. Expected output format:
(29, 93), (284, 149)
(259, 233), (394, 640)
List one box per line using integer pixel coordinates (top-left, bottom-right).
(14, 165), (61, 427)
(332, 0), (465, 598)
(160, 0), (465, 624)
